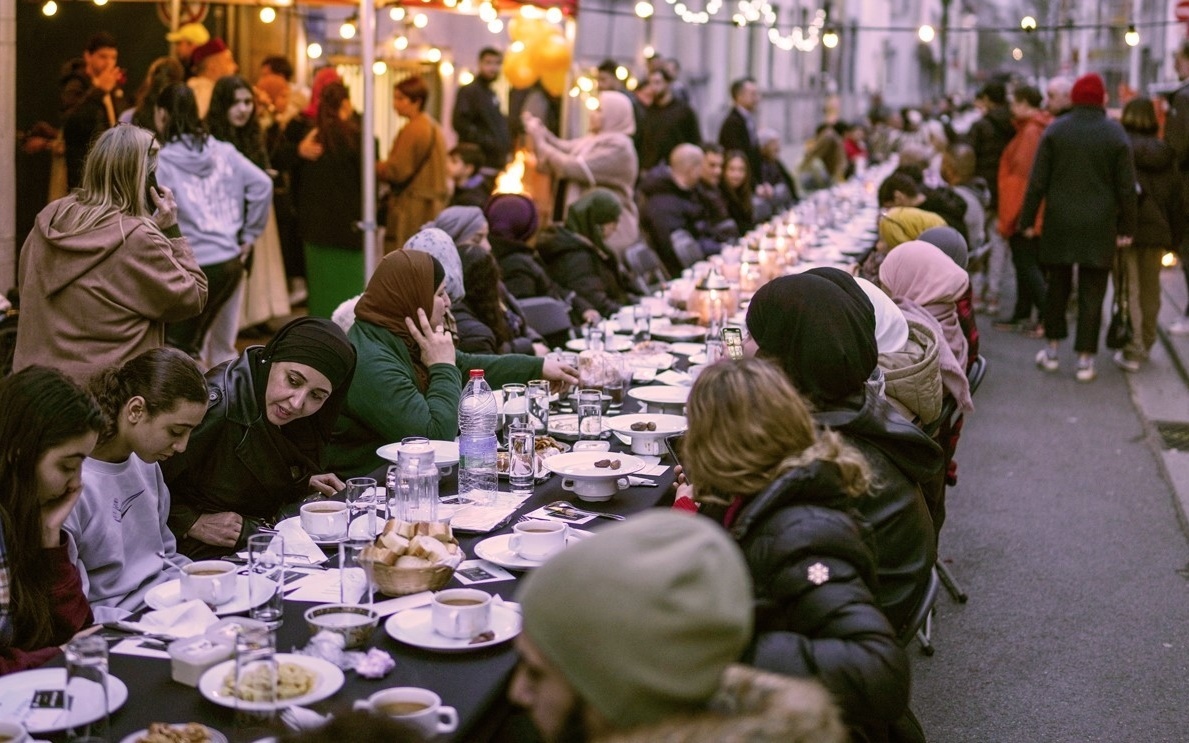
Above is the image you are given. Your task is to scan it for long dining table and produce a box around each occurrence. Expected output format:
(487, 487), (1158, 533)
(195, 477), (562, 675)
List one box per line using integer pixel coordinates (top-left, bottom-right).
(73, 418), (678, 743)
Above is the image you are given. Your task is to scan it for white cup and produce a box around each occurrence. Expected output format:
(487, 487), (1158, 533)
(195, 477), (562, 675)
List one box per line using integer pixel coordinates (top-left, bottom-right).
(508, 519), (568, 560)
(299, 501), (349, 539)
(0, 717), (31, 743)
(430, 589), (492, 639)
(179, 560), (237, 605)
(354, 687), (458, 737)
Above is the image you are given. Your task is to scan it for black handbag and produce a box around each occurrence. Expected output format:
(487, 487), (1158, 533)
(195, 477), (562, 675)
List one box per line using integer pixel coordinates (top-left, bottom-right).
(1106, 255), (1133, 351)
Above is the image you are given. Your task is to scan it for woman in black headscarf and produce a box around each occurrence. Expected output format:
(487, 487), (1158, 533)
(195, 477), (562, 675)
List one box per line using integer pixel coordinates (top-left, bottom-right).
(746, 269), (941, 636)
(164, 317), (357, 558)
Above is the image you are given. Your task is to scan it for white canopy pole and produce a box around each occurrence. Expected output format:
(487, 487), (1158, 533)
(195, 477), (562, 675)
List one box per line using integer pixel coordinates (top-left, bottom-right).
(360, 0), (378, 279)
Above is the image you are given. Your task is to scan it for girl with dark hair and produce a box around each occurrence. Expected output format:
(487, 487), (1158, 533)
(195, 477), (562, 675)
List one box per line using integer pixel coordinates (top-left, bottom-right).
(720, 150), (756, 232)
(164, 317), (357, 558)
(14, 124), (207, 382)
(0, 367), (103, 674)
(457, 244), (517, 354)
(123, 56), (185, 130)
(378, 76), (449, 252)
(65, 348), (208, 621)
(207, 75), (291, 335)
(296, 80), (366, 317)
(155, 83), (272, 368)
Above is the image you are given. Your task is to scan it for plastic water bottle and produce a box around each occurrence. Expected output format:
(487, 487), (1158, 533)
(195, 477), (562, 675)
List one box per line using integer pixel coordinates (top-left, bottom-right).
(458, 369), (498, 505)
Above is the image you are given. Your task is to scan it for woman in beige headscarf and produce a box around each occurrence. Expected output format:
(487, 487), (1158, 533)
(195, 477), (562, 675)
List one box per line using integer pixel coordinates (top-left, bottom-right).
(522, 90), (639, 255)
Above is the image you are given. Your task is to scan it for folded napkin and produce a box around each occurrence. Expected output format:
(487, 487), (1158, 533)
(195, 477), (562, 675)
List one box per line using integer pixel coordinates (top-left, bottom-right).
(120, 599), (219, 639)
(275, 518), (330, 565)
(654, 370), (691, 386)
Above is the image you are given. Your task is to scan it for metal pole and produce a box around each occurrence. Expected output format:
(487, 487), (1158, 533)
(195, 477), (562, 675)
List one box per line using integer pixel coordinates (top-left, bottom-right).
(1127, 0), (1141, 90)
(939, 0), (951, 96)
(360, 0), (377, 279)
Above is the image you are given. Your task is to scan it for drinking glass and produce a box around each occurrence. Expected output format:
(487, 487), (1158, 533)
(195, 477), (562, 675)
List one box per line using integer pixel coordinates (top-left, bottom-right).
(507, 423), (536, 496)
(246, 534), (284, 629)
(390, 440), (439, 521)
(576, 388), (603, 441)
(585, 325), (606, 351)
(632, 305), (651, 344)
(339, 540), (376, 607)
(233, 624), (276, 731)
(604, 375), (625, 414)
(65, 635), (108, 743)
(526, 379), (551, 435)
(345, 476), (378, 539)
(501, 383), (528, 447)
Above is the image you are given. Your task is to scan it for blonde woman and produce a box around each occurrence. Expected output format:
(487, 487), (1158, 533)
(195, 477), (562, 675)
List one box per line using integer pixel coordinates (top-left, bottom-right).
(14, 124), (208, 382)
(679, 358), (910, 741)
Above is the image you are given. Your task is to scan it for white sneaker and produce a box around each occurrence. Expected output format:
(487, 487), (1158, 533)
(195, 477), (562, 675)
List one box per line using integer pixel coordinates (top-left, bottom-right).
(1035, 348), (1059, 372)
(1169, 318), (1189, 336)
(1076, 358), (1097, 382)
(1112, 351), (1140, 373)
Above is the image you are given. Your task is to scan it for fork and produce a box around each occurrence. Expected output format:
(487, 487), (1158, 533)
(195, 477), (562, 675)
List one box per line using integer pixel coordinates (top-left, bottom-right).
(280, 706), (330, 731)
(546, 501), (625, 521)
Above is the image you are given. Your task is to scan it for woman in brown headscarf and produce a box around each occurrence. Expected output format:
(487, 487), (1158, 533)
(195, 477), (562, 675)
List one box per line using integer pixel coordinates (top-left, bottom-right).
(327, 250), (577, 477)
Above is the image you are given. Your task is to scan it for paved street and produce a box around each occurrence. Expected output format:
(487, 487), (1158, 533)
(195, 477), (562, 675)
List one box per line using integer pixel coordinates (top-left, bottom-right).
(910, 273), (1189, 742)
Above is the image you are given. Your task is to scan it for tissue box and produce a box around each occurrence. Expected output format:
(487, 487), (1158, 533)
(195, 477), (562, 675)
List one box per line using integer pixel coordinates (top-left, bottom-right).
(168, 636), (234, 686)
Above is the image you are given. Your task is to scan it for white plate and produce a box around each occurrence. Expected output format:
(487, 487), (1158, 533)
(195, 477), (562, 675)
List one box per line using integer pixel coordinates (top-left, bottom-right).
(0, 668), (128, 733)
(624, 351), (674, 370)
(384, 604), (521, 651)
(376, 440), (459, 467)
(604, 414), (688, 439)
(198, 654), (345, 711)
(650, 325), (706, 342)
(546, 414), (608, 441)
(565, 335), (634, 352)
(120, 725), (228, 743)
(144, 574), (277, 616)
(540, 451), (646, 479)
(687, 352), (708, 365)
(627, 385), (692, 406)
(275, 514), (382, 547)
(473, 530), (592, 570)
(670, 342), (705, 356)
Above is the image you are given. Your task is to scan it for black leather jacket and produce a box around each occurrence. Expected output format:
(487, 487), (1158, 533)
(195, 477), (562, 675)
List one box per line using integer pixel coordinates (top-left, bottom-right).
(164, 348), (323, 558)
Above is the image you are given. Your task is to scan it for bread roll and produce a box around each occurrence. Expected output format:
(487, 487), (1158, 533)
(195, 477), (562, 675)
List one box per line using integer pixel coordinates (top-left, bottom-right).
(378, 533), (410, 554)
(360, 545), (398, 566)
(409, 535), (451, 564)
(394, 555), (433, 568)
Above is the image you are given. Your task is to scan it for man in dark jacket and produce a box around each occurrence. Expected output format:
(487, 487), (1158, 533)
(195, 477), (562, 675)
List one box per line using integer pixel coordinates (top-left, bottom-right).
(1163, 41), (1189, 335)
(718, 77), (763, 182)
(1019, 73), (1137, 382)
(641, 144), (724, 275)
(60, 32), (129, 189)
(637, 69), (701, 171)
(966, 81), (1016, 315)
(452, 47), (512, 171)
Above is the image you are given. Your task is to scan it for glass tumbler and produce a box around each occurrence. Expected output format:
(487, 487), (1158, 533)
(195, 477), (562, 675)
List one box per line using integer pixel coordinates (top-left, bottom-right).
(501, 383), (528, 447)
(339, 540), (376, 607)
(247, 534), (285, 629)
(345, 476), (378, 540)
(632, 305), (651, 344)
(526, 379), (551, 435)
(576, 388), (604, 441)
(65, 635), (108, 743)
(233, 624), (276, 731)
(507, 423), (536, 495)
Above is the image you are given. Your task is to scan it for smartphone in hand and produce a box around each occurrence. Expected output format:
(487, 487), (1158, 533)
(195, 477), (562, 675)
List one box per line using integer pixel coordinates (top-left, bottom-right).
(722, 327), (744, 361)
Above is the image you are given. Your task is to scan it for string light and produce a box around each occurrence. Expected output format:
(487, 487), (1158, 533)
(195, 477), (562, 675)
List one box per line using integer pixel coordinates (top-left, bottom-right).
(1012, 47), (1023, 61)
(577, 76), (594, 92)
(822, 27), (838, 48)
(546, 7), (563, 23)
(584, 96), (600, 111)
(373, 60), (388, 75)
(918, 24), (935, 43)
(93, 0), (109, 6)
(427, 47), (442, 63)
(42, 0), (57, 15)
(306, 42), (323, 59)
(259, 6), (277, 23)
(510, 40), (526, 53)
(615, 65), (629, 81)
(440, 60), (455, 77)
(488, 19), (504, 33)
(1020, 15), (1037, 32)
(393, 35), (409, 50)
(459, 69), (475, 85)
(340, 18), (357, 39)
(389, 6), (406, 21)
(412, 12), (428, 28)
(635, 2), (653, 19)
(1124, 24), (1139, 47)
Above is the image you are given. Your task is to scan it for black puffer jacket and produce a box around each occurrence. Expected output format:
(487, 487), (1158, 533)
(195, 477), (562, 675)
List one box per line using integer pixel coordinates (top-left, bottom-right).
(813, 387), (941, 635)
(967, 104), (1015, 204)
(164, 348), (334, 558)
(535, 225), (630, 317)
(1129, 133), (1185, 250)
(728, 460), (910, 741)
(490, 234), (595, 320)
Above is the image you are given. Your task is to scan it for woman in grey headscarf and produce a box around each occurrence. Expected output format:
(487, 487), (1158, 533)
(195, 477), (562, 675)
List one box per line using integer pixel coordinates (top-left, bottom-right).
(522, 90), (640, 255)
(425, 206), (489, 252)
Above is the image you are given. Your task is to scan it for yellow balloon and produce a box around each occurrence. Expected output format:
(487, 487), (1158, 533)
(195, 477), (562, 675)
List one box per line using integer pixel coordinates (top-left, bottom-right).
(530, 33), (572, 74)
(509, 17), (552, 44)
(503, 49), (539, 89)
(541, 67), (568, 98)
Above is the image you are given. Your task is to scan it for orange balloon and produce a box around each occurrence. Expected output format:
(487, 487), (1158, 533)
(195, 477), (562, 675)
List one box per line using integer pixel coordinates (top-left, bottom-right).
(503, 49), (539, 89)
(508, 17), (552, 44)
(530, 33), (572, 74)
(541, 67), (568, 98)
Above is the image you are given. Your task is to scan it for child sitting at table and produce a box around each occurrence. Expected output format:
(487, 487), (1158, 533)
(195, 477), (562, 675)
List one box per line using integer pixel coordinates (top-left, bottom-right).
(65, 348), (208, 622)
(0, 367), (103, 673)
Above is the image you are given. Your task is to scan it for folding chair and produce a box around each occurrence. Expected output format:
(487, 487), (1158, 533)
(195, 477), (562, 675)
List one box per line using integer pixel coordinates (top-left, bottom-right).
(517, 296), (576, 340)
(623, 241), (669, 294)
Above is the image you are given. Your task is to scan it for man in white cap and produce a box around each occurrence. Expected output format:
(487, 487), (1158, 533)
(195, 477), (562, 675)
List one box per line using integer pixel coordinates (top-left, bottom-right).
(509, 511), (844, 742)
(165, 22), (210, 76)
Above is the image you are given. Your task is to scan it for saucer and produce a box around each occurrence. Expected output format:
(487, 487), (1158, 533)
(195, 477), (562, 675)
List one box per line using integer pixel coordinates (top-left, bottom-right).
(565, 335), (634, 352)
(650, 324), (706, 342)
(376, 440), (459, 468)
(627, 385), (691, 407)
(276, 514), (383, 546)
(384, 604), (521, 651)
(473, 530), (592, 570)
(144, 574), (276, 616)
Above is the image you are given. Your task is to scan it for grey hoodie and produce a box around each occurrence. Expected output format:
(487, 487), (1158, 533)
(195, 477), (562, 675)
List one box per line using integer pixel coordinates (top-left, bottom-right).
(156, 135), (273, 266)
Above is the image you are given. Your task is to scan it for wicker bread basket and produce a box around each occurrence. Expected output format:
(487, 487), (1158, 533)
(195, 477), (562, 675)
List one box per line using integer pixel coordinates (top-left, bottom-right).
(371, 558), (455, 596)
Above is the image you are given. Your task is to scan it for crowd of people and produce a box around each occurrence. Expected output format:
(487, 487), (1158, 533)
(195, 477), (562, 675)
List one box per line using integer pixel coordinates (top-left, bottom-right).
(4, 21), (1188, 743)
